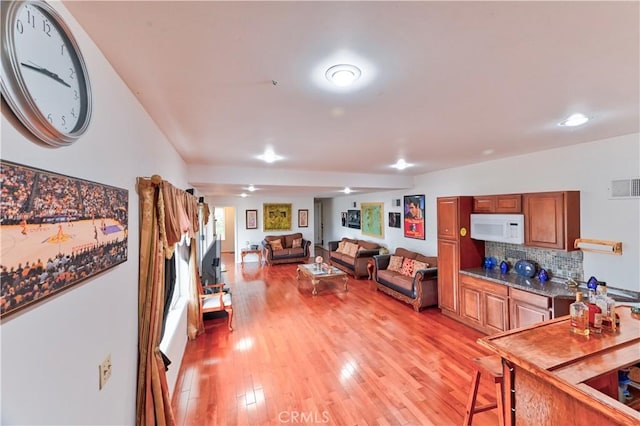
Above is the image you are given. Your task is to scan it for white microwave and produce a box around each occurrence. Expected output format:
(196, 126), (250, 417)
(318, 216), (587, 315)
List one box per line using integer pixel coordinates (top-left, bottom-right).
(470, 214), (525, 244)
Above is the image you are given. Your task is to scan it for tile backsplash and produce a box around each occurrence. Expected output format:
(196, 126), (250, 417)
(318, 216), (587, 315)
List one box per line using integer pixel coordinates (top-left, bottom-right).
(485, 242), (584, 281)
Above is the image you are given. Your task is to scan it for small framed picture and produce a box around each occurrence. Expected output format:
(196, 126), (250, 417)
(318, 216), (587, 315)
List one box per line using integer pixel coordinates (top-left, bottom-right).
(298, 209), (309, 228)
(246, 209), (258, 229)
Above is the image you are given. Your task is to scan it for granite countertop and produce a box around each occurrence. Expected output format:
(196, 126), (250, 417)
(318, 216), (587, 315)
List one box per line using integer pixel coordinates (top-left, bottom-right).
(460, 267), (640, 302)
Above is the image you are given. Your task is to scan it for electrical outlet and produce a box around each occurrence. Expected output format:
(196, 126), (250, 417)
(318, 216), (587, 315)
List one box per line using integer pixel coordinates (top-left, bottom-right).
(99, 354), (112, 390)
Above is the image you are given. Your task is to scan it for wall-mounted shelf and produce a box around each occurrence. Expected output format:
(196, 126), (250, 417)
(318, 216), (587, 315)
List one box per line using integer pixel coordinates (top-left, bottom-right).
(574, 238), (623, 255)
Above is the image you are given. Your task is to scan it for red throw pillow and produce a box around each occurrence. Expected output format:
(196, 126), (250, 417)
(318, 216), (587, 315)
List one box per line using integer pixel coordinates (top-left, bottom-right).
(401, 258), (415, 276)
(292, 238), (302, 248)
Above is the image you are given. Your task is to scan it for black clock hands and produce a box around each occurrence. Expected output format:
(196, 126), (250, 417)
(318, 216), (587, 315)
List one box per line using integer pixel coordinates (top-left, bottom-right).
(20, 61), (71, 88)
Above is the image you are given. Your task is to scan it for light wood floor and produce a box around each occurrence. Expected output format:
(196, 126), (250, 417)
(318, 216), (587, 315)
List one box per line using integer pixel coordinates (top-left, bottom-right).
(171, 253), (500, 425)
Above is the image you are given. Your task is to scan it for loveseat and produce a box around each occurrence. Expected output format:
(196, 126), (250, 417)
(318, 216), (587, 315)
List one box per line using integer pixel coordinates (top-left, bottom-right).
(328, 238), (383, 279)
(262, 233), (311, 265)
(373, 247), (438, 311)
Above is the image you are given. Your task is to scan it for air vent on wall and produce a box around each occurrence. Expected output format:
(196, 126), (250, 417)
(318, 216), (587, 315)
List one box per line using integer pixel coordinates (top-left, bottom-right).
(609, 178), (640, 199)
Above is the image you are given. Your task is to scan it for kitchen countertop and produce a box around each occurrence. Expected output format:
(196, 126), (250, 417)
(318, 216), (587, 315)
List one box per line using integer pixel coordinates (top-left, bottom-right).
(460, 267), (640, 302)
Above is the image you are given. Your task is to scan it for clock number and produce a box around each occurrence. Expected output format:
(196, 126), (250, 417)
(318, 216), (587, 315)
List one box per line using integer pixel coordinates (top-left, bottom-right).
(61, 44), (65, 56)
(71, 108), (76, 118)
(42, 20), (51, 37)
(47, 114), (53, 124)
(73, 90), (79, 100)
(16, 19), (24, 34)
(61, 116), (66, 127)
(69, 67), (75, 80)
(27, 10), (35, 28)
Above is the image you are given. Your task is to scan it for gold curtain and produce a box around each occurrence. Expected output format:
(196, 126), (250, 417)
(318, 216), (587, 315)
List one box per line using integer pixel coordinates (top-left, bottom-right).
(136, 175), (208, 426)
(187, 239), (204, 339)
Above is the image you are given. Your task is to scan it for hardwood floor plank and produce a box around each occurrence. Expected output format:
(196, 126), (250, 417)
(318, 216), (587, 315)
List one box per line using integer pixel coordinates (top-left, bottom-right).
(171, 254), (499, 425)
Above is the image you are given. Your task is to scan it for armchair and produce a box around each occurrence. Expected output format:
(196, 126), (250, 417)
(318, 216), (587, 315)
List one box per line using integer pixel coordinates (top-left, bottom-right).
(199, 282), (233, 331)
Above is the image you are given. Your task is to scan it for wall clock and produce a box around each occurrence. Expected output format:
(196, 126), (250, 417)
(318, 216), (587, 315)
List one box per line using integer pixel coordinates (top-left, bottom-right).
(1, 0), (92, 147)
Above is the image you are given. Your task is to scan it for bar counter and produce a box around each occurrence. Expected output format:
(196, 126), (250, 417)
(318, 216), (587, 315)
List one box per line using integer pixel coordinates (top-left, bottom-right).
(478, 306), (640, 425)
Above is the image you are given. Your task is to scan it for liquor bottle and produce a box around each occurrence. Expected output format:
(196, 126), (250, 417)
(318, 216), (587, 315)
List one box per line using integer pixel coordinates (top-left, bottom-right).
(588, 301), (603, 334)
(595, 283), (616, 332)
(570, 292), (590, 336)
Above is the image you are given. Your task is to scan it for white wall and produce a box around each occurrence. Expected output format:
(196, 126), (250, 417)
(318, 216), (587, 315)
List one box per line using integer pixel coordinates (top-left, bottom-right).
(207, 195), (316, 262)
(324, 133), (640, 292)
(0, 3), (189, 424)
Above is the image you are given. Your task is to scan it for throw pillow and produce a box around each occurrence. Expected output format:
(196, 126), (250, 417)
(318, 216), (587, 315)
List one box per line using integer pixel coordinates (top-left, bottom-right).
(401, 258), (415, 276)
(292, 238), (302, 248)
(413, 260), (430, 274)
(336, 241), (347, 253)
(347, 243), (359, 257)
(269, 239), (283, 251)
(388, 255), (404, 272)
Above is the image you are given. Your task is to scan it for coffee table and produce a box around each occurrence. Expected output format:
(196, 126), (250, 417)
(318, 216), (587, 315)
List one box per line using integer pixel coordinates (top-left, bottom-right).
(296, 263), (348, 295)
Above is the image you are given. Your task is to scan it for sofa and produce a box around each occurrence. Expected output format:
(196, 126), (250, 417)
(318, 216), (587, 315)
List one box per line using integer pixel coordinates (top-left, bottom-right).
(262, 233), (311, 265)
(373, 247), (438, 311)
(328, 238), (383, 279)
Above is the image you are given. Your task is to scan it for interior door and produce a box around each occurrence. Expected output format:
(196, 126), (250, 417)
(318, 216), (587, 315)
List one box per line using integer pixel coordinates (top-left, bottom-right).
(314, 200), (323, 246)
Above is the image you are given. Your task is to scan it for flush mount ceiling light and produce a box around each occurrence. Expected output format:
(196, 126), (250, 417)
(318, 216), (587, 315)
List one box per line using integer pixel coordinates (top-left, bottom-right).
(247, 185), (256, 192)
(559, 113), (589, 127)
(240, 193), (248, 198)
(342, 187), (352, 194)
(390, 159), (413, 170)
(325, 64), (362, 87)
(256, 148), (283, 163)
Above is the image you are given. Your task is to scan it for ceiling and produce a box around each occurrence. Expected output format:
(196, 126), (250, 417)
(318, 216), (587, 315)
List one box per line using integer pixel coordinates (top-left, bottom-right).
(63, 1), (640, 198)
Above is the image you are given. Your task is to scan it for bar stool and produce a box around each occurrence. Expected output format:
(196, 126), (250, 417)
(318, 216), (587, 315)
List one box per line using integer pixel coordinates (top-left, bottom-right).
(463, 355), (504, 426)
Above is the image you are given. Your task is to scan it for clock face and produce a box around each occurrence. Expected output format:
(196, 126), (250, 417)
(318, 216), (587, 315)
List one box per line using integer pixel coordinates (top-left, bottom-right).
(1, 0), (91, 146)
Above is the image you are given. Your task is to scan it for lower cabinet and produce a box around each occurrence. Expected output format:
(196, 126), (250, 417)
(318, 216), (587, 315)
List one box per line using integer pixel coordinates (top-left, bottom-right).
(459, 274), (509, 334)
(509, 287), (551, 329)
(457, 274), (557, 334)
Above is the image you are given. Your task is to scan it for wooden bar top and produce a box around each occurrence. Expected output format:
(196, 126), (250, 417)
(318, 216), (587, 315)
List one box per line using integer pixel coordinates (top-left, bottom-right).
(478, 306), (640, 423)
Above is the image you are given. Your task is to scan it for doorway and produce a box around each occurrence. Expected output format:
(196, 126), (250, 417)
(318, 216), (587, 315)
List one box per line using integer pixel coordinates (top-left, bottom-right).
(314, 200), (323, 246)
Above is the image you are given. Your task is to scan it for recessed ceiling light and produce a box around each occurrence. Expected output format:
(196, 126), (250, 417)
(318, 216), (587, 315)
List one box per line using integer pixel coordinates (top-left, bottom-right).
(248, 185), (256, 192)
(343, 187), (352, 194)
(326, 64), (362, 87)
(240, 193), (248, 198)
(482, 149), (494, 155)
(257, 148), (283, 163)
(559, 113), (589, 127)
(391, 159), (413, 170)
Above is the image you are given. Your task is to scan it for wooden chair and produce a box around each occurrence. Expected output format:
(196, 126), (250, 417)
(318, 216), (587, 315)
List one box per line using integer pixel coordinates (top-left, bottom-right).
(199, 282), (233, 331)
(463, 355), (504, 426)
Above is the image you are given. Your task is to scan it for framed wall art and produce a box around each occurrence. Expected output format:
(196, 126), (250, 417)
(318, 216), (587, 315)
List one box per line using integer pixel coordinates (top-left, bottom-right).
(389, 212), (401, 228)
(298, 209), (308, 228)
(361, 202), (384, 238)
(404, 194), (425, 240)
(263, 203), (292, 231)
(0, 160), (129, 319)
(246, 209), (257, 229)
(347, 209), (361, 229)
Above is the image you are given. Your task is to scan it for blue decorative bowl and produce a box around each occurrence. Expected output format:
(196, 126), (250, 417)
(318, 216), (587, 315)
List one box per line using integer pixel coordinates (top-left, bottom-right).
(483, 256), (497, 270)
(515, 260), (536, 278)
(538, 268), (549, 282)
(500, 261), (509, 274)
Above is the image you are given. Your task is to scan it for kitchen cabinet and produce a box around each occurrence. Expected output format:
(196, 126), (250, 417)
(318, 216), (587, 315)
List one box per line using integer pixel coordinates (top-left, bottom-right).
(509, 287), (551, 329)
(472, 194), (522, 213)
(524, 191), (580, 251)
(459, 273), (509, 334)
(436, 197), (484, 317)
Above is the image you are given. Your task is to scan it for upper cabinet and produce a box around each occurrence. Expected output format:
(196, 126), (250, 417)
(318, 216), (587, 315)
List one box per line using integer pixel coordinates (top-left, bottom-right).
(437, 197), (459, 240)
(473, 194), (522, 213)
(524, 191), (580, 251)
